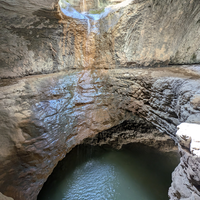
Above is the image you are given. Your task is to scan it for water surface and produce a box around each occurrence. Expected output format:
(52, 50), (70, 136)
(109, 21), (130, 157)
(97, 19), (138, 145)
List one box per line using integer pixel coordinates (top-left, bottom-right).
(38, 144), (179, 200)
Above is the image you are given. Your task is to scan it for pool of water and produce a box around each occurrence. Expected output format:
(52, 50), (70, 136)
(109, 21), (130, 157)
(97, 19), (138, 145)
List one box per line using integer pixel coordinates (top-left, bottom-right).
(38, 144), (179, 200)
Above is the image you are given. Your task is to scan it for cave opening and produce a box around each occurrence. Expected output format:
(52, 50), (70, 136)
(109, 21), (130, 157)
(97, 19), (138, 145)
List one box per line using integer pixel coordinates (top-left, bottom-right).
(37, 143), (179, 200)
(37, 119), (180, 200)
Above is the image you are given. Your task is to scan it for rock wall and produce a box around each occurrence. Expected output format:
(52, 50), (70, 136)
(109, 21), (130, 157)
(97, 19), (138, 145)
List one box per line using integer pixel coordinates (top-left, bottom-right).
(84, 118), (177, 151)
(65, 0), (125, 13)
(0, 0), (200, 199)
(100, 0), (200, 68)
(0, 66), (200, 200)
(0, 193), (13, 200)
(1, 0), (200, 78)
(169, 123), (200, 200)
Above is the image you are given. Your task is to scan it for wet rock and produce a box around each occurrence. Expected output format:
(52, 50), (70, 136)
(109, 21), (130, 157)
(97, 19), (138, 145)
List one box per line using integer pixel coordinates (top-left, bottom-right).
(0, 66), (200, 199)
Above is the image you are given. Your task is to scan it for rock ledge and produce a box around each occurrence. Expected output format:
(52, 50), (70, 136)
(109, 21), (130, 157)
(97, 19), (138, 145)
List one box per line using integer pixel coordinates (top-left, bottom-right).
(169, 123), (200, 200)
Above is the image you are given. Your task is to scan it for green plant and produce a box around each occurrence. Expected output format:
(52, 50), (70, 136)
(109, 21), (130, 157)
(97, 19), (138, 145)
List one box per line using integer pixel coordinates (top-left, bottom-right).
(192, 53), (196, 61)
(89, 8), (105, 14)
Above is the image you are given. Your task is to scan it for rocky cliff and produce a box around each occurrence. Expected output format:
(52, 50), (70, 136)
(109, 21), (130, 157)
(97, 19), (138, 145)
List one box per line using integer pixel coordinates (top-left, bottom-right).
(1, 0), (200, 78)
(0, 66), (200, 200)
(169, 123), (200, 200)
(65, 0), (125, 13)
(0, 0), (200, 199)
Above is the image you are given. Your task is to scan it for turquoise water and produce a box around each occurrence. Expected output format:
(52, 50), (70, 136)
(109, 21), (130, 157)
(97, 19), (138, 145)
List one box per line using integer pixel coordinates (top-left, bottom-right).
(38, 144), (179, 200)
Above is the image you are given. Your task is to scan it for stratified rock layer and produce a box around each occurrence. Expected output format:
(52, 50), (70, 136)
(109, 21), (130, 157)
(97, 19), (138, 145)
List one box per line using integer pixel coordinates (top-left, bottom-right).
(84, 118), (177, 152)
(1, 0), (200, 78)
(0, 66), (200, 200)
(169, 123), (200, 200)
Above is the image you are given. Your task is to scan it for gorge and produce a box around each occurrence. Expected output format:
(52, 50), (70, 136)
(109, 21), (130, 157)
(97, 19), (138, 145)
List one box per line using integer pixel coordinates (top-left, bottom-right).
(0, 0), (200, 199)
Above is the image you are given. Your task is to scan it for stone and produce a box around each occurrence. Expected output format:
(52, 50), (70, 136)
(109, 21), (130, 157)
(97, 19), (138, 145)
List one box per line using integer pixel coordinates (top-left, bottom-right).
(0, 0), (200, 199)
(0, 193), (13, 200)
(1, 0), (200, 78)
(0, 66), (200, 200)
(169, 123), (200, 200)
(84, 118), (177, 152)
(176, 123), (200, 156)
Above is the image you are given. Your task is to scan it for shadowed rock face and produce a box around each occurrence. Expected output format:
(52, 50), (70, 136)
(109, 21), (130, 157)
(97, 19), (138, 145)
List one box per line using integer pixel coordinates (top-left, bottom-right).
(0, 0), (200, 200)
(84, 118), (177, 151)
(169, 147), (200, 200)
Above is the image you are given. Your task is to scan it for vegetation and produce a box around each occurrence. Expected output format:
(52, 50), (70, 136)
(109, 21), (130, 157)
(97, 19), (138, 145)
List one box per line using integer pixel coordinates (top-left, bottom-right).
(89, 8), (105, 14)
(192, 53), (197, 61)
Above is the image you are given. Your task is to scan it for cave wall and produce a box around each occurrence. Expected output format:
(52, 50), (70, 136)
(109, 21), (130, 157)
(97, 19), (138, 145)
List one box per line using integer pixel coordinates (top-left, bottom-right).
(0, 0), (200, 200)
(0, 66), (200, 200)
(100, 0), (200, 67)
(169, 123), (200, 200)
(1, 0), (200, 78)
(66, 0), (98, 12)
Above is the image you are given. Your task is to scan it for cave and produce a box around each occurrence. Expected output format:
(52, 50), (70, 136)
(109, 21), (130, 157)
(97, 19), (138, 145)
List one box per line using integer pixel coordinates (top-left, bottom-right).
(0, 0), (200, 200)
(37, 143), (180, 200)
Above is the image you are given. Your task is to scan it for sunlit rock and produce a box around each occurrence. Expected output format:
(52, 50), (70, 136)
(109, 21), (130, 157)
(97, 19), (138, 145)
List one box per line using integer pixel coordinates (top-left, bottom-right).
(1, 0), (200, 78)
(0, 193), (13, 200)
(176, 123), (200, 157)
(169, 123), (200, 200)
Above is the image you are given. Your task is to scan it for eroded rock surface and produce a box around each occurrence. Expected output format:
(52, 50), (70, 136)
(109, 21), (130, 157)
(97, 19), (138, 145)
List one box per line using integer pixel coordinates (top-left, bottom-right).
(1, 0), (200, 199)
(1, 0), (200, 78)
(0, 66), (200, 199)
(169, 123), (200, 200)
(84, 118), (177, 152)
(0, 193), (13, 200)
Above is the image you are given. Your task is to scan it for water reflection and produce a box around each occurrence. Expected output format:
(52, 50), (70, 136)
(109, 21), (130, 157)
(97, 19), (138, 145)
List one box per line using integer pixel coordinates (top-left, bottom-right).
(38, 144), (179, 200)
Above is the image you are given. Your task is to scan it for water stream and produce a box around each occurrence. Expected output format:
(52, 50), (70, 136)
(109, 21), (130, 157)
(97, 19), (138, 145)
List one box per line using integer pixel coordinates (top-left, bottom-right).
(38, 144), (179, 200)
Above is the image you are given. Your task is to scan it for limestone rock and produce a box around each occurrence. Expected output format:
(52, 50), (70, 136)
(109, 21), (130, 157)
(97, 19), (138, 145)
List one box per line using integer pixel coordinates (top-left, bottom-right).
(84, 118), (177, 152)
(1, 0), (200, 78)
(0, 66), (200, 200)
(169, 123), (200, 200)
(0, 193), (13, 200)
(176, 123), (200, 156)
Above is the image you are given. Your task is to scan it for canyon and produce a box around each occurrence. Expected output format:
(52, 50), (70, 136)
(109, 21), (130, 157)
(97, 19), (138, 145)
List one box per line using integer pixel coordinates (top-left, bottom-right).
(0, 0), (200, 199)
